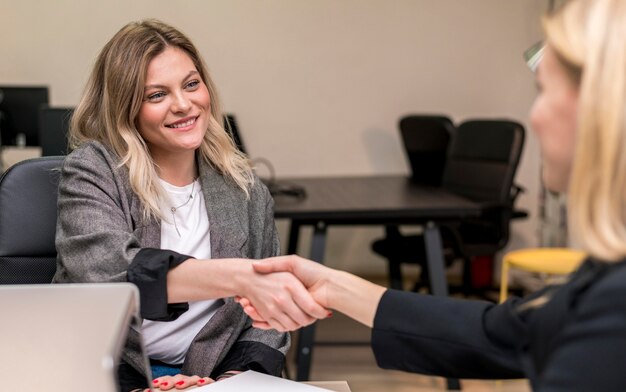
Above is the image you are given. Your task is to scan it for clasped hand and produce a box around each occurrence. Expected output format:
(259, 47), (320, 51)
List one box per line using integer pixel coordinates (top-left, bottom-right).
(237, 255), (331, 331)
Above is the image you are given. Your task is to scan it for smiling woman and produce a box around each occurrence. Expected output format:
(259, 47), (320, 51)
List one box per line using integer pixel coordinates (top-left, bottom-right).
(67, 19), (253, 222)
(52, 19), (327, 392)
(137, 47), (212, 174)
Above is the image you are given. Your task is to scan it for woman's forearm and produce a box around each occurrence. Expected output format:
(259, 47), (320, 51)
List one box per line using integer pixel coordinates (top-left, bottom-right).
(326, 269), (387, 328)
(166, 258), (251, 303)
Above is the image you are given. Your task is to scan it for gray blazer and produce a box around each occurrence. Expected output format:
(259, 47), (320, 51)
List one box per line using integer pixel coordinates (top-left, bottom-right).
(53, 141), (289, 376)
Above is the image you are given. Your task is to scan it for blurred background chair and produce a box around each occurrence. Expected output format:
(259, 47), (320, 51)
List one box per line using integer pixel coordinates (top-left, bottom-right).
(224, 113), (247, 155)
(373, 119), (526, 296)
(499, 248), (586, 302)
(372, 115), (454, 290)
(0, 156), (63, 284)
(39, 106), (73, 156)
(401, 115), (454, 186)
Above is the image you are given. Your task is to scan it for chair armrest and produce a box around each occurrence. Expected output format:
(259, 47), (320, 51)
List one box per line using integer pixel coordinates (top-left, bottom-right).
(512, 209), (529, 220)
(477, 202), (512, 214)
(511, 183), (525, 202)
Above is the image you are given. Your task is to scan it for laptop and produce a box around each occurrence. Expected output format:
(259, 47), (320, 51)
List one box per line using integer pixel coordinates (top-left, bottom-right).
(0, 283), (148, 392)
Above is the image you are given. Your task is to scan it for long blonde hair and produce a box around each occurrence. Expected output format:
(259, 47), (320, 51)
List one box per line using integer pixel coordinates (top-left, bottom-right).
(70, 19), (253, 221)
(545, 0), (626, 262)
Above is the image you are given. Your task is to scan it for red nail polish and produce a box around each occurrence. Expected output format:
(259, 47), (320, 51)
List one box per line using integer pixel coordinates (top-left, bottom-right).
(198, 379), (206, 384)
(327, 311), (333, 317)
(176, 381), (185, 386)
(153, 379), (159, 384)
(160, 382), (168, 386)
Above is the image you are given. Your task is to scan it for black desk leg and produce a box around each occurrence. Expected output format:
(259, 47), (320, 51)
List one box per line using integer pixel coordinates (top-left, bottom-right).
(423, 222), (449, 297)
(287, 220), (302, 255)
(295, 221), (327, 381)
(424, 222), (461, 391)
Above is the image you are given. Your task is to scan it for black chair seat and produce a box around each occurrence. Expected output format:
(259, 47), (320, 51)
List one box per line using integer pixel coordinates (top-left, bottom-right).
(372, 234), (426, 264)
(372, 229), (461, 265)
(0, 156), (63, 284)
(371, 225), (461, 291)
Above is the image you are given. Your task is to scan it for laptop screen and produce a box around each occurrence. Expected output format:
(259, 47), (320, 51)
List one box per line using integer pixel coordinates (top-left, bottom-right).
(0, 283), (147, 392)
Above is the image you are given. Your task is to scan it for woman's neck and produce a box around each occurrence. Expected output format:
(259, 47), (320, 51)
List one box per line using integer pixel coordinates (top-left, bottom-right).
(153, 151), (198, 186)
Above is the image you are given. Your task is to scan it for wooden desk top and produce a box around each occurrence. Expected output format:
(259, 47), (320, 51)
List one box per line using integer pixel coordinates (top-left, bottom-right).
(273, 175), (480, 223)
(305, 380), (351, 392)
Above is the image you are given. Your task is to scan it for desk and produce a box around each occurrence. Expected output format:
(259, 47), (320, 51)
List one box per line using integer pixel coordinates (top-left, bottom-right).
(273, 175), (481, 389)
(305, 381), (351, 391)
(182, 380), (350, 391)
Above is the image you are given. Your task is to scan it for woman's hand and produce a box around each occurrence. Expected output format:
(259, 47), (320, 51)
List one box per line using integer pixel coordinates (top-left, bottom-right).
(237, 260), (330, 332)
(238, 255), (333, 330)
(253, 255), (331, 308)
(144, 375), (213, 391)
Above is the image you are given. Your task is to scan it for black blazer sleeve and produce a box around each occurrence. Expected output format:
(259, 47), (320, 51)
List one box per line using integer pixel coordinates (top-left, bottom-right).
(531, 266), (626, 391)
(371, 289), (526, 379)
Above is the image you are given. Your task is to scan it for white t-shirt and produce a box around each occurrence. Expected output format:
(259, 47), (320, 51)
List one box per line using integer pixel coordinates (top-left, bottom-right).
(142, 178), (221, 365)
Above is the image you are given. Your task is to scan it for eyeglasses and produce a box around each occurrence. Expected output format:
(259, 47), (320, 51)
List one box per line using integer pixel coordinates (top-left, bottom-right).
(524, 41), (545, 72)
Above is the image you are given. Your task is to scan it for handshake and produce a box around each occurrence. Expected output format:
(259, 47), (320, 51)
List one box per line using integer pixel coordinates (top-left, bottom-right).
(236, 255), (386, 331)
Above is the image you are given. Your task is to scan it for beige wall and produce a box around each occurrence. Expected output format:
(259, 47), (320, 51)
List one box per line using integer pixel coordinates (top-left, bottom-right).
(1, 0), (547, 275)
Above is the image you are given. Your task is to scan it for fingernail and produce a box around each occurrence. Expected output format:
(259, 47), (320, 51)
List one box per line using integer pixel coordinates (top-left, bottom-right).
(160, 382), (168, 386)
(176, 381), (185, 386)
(198, 379), (206, 384)
(153, 379), (159, 384)
(327, 311), (333, 317)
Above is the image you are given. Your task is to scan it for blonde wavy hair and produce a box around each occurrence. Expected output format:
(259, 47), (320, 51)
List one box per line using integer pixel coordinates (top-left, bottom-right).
(544, 0), (626, 262)
(70, 19), (253, 222)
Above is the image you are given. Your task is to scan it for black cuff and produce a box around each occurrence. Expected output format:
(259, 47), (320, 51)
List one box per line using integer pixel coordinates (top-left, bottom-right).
(127, 248), (192, 321)
(211, 341), (285, 379)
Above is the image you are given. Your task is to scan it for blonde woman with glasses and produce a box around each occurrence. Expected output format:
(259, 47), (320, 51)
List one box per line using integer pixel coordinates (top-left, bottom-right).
(237, 0), (626, 389)
(52, 20), (326, 392)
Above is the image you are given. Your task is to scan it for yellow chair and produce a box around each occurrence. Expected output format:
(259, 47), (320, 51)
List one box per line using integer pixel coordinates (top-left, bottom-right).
(499, 248), (587, 303)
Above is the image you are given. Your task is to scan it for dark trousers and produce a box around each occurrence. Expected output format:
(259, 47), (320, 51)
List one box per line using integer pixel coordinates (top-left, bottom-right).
(118, 361), (149, 392)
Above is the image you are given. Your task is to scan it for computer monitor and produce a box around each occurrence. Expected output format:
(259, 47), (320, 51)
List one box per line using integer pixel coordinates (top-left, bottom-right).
(0, 86), (49, 147)
(39, 106), (73, 156)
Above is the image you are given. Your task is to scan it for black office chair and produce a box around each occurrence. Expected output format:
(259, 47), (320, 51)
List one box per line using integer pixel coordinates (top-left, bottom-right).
(0, 156), (63, 284)
(224, 113), (247, 155)
(401, 115), (454, 186)
(373, 119), (526, 294)
(372, 115), (454, 290)
(39, 106), (73, 156)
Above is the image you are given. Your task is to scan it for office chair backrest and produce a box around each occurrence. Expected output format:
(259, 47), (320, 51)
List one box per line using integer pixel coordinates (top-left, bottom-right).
(0, 156), (63, 284)
(399, 115), (453, 186)
(442, 119), (525, 203)
(224, 113), (247, 155)
(39, 106), (73, 156)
